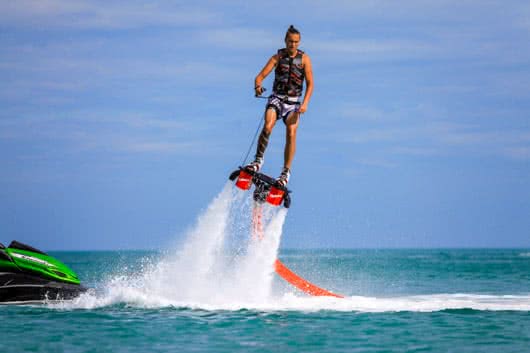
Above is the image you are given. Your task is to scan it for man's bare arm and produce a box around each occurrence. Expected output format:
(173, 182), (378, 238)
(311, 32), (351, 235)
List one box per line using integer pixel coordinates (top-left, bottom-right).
(254, 55), (278, 95)
(300, 54), (313, 114)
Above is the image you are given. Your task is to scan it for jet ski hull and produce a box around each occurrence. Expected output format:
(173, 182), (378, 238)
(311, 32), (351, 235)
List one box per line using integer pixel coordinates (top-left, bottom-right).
(0, 272), (87, 303)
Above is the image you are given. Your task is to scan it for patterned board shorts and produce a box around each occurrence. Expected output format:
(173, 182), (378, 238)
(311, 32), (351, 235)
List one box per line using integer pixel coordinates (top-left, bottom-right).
(266, 95), (301, 122)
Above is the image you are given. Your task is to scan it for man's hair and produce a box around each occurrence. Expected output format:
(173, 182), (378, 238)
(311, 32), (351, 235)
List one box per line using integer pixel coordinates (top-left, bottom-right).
(285, 25), (301, 40)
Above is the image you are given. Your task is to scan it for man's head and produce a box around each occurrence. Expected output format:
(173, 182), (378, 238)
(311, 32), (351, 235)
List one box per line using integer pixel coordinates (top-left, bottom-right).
(284, 25), (301, 55)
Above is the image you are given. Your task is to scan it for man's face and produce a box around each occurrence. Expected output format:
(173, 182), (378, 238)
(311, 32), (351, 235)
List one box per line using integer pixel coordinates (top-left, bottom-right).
(285, 33), (300, 54)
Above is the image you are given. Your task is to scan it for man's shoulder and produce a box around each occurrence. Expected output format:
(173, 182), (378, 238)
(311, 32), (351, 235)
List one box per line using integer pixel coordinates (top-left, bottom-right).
(298, 50), (309, 62)
(274, 48), (307, 57)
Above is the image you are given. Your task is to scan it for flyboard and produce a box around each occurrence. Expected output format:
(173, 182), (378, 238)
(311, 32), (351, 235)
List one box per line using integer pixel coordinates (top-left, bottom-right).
(229, 167), (343, 298)
(229, 167), (292, 208)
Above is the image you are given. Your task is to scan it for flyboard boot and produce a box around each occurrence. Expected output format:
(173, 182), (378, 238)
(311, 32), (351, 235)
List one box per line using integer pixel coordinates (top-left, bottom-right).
(276, 167), (290, 188)
(244, 157), (263, 173)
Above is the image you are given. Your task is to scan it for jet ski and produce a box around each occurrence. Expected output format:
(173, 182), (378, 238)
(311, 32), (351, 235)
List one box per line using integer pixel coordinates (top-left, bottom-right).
(0, 240), (87, 303)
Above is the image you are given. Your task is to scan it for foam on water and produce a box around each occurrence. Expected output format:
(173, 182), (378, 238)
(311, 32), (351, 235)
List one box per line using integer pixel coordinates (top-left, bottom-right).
(272, 293), (530, 313)
(59, 290), (530, 312)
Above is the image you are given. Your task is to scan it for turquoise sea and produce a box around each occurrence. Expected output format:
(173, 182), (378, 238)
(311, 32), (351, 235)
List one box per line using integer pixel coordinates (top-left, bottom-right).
(1, 249), (530, 353)
(1, 187), (529, 352)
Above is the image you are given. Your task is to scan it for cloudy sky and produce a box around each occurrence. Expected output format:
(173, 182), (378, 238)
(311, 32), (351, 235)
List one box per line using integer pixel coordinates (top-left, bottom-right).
(1, 0), (529, 250)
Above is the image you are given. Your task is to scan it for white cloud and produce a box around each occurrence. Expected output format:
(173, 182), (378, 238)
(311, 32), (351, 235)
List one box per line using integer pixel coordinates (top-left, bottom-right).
(0, 110), (212, 157)
(303, 0), (518, 25)
(355, 157), (398, 169)
(316, 115), (530, 162)
(0, 0), (217, 29)
(63, 112), (191, 130)
(121, 141), (196, 153)
(438, 129), (530, 146)
(503, 147), (530, 160)
(0, 53), (243, 105)
(390, 146), (441, 157)
(438, 129), (530, 161)
(309, 38), (439, 60)
(197, 28), (279, 50)
(338, 104), (390, 122)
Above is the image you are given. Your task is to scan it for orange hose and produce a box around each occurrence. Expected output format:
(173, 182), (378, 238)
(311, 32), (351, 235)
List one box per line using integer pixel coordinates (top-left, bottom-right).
(274, 259), (344, 298)
(252, 203), (343, 298)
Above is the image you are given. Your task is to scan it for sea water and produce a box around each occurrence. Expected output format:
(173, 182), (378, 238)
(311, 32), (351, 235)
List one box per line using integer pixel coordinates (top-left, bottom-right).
(1, 184), (529, 352)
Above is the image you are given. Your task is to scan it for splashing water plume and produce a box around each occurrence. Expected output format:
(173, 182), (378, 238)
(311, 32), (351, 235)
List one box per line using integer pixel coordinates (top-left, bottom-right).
(65, 183), (288, 309)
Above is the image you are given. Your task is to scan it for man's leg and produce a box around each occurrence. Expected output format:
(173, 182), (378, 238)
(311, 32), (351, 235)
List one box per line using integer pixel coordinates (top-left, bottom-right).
(254, 108), (278, 162)
(276, 111), (299, 186)
(283, 111), (300, 170)
(248, 108), (278, 171)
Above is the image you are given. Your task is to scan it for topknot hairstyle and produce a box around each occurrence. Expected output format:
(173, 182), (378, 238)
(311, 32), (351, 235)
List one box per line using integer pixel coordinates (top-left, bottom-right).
(285, 25), (301, 40)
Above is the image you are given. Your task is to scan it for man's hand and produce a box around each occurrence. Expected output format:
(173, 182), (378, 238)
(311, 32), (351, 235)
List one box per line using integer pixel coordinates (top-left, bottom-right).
(298, 102), (308, 114)
(255, 86), (265, 97)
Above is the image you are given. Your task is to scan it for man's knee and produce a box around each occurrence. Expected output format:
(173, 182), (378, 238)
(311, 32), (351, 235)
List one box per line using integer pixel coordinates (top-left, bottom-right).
(264, 109), (277, 132)
(286, 124), (298, 138)
(263, 123), (275, 134)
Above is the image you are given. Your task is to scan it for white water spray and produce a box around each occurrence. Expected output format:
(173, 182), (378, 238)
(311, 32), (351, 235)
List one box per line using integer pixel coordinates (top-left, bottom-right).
(233, 207), (287, 302)
(67, 182), (288, 309)
(141, 182), (239, 303)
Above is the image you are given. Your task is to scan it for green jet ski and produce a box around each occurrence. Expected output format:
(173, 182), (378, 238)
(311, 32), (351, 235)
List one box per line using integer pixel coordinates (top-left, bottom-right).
(0, 240), (87, 303)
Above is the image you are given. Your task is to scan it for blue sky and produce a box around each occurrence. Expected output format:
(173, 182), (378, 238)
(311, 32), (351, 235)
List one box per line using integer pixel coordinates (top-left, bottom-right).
(1, 1), (529, 250)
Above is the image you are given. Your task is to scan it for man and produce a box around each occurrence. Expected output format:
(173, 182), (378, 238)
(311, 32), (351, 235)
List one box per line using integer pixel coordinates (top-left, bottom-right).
(245, 25), (313, 187)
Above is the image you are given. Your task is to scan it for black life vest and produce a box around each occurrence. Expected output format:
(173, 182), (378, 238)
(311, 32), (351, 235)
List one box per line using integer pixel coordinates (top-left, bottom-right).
(273, 48), (305, 97)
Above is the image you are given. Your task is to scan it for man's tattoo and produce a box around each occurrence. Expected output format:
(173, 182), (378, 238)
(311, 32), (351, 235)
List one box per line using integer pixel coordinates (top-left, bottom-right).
(255, 129), (270, 160)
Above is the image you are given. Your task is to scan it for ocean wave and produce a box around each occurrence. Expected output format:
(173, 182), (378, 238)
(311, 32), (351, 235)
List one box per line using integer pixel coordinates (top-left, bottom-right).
(519, 252), (530, 257)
